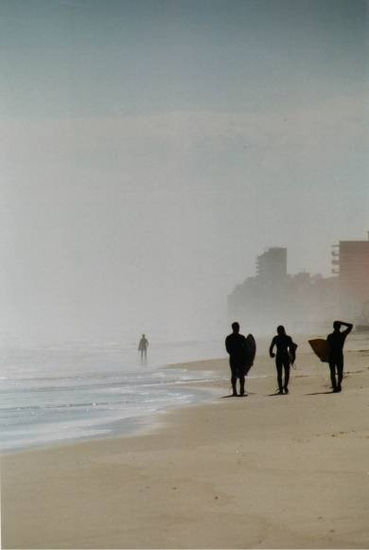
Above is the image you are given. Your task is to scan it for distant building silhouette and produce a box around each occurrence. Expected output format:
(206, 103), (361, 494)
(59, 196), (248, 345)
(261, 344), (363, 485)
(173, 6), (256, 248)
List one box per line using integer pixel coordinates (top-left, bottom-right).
(229, 235), (369, 333)
(228, 246), (338, 333)
(256, 247), (287, 284)
(332, 234), (369, 321)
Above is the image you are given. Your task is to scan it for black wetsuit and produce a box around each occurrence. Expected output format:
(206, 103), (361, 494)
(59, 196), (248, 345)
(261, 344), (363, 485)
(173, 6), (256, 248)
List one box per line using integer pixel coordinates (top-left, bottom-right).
(270, 334), (294, 393)
(225, 333), (247, 395)
(327, 329), (350, 391)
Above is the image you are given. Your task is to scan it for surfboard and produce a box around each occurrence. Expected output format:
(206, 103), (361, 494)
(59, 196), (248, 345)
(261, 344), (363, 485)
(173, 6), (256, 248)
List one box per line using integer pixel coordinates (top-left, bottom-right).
(289, 342), (298, 365)
(308, 338), (330, 363)
(244, 334), (256, 375)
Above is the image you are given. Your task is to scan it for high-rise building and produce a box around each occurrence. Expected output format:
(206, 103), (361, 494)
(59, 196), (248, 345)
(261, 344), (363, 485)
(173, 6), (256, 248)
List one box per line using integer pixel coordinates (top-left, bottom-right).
(256, 247), (287, 285)
(228, 245), (339, 333)
(332, 234), (369, 319)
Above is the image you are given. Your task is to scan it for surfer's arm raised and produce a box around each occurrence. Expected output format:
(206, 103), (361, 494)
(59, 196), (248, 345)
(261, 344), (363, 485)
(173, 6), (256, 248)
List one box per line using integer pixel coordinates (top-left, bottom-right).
(337, 321), (353, 335)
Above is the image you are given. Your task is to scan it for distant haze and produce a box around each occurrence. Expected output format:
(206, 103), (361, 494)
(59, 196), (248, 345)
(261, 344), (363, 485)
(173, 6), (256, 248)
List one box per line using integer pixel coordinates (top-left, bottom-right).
(1, 0), (368, 343)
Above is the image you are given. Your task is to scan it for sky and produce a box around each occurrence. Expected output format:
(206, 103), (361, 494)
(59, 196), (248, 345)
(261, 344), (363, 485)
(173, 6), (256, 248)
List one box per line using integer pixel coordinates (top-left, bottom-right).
(1, 0), (368, 343)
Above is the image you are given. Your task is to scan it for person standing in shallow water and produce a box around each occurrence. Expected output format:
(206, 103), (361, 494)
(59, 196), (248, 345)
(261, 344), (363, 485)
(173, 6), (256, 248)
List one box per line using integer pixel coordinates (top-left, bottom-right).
(225, 322), (248, 396)
(138, 334), (149, 361)
(327, 320), (353, 392)
(269, 325), (297, 395)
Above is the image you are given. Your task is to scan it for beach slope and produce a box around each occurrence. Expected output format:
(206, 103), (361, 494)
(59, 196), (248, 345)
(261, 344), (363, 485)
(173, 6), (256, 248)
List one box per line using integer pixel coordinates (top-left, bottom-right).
(2, 350), (369, 549)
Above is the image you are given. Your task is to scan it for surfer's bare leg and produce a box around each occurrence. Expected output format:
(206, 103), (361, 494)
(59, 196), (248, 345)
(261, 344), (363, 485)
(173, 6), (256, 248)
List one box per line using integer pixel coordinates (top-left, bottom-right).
(239, 376), (245, 396)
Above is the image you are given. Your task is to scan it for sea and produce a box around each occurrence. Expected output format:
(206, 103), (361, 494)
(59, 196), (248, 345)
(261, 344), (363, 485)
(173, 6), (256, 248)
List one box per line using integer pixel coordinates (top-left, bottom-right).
(0, 339), (227, 453)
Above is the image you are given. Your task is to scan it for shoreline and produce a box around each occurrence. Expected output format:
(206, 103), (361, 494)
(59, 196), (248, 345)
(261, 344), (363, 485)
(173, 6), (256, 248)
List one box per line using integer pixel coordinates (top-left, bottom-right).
(0, 356), (227, 456)
(3, 332), (368, 456)
(2, 348), (369, 548)
(0, 354), (276, 458)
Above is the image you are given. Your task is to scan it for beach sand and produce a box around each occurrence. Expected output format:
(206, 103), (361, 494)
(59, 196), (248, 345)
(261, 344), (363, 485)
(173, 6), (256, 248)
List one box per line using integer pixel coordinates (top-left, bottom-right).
(2, 346), (369, 549)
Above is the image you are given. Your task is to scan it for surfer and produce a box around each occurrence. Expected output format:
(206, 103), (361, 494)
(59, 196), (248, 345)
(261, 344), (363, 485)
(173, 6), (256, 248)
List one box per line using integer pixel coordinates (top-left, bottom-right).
(138, 334), (149, 361)
(269, 325), (297, 395)
(327, 320), (353, 392)
(225, 322), (248, 396)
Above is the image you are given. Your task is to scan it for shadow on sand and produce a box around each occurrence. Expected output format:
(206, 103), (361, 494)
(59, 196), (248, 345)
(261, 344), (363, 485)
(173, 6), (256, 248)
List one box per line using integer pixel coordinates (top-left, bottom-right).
(305, 390), (335, 395)
(221, 393), (254, 399)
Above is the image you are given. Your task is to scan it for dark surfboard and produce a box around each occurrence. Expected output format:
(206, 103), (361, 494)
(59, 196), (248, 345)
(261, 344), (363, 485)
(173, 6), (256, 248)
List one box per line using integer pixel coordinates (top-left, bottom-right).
(289, 342), (298, 365)
(244, 334), (256, 375)
(308, 338), (330, 363)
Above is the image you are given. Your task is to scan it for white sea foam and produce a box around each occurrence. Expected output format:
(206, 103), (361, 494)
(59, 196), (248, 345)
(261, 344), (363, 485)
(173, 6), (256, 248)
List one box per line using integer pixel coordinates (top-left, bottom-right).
(0, 340), (225, 452)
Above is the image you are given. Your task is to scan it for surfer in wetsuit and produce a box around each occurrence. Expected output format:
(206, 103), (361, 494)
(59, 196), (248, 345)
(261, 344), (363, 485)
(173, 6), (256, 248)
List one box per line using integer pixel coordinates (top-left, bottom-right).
(225, 322), (248, 396)
(269, 325), (297, 395)
(138, 334), (149, 361)
(327, 320), (353, 392)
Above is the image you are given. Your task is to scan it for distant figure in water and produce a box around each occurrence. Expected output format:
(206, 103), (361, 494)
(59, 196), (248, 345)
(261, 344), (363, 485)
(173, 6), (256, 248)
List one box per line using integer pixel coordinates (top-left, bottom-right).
(225, 322), (248, 396)
(138, 334), (149, 361)
(269, 325), (297, 395)
(327, 320), (353, 392)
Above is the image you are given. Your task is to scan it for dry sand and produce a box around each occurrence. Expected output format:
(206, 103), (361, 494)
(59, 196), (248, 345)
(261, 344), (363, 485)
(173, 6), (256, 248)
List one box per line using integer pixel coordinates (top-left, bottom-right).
(2, 343), (369, 549)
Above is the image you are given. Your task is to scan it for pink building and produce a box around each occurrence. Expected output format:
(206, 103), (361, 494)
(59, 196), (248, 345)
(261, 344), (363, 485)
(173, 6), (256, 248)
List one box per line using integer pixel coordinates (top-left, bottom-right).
(332, 234), (369, 319)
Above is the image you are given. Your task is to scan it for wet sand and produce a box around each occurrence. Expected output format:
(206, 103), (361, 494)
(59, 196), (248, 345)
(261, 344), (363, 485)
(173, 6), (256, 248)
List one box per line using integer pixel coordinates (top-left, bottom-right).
(2, 346), (369, 548)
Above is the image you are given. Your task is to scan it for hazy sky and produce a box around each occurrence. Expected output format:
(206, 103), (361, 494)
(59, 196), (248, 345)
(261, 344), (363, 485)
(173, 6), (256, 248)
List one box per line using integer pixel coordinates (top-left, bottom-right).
(1, 0), (368, 342)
